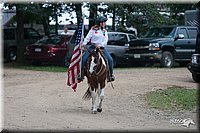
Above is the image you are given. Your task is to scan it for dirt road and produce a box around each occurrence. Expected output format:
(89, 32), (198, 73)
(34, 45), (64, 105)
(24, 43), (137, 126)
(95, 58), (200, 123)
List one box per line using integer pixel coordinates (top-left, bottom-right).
(3, 67), (199, 131)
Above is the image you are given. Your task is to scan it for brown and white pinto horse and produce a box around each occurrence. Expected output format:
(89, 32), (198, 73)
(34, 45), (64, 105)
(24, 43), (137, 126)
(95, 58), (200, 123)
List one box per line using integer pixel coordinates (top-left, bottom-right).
(82, 47), (108, 114)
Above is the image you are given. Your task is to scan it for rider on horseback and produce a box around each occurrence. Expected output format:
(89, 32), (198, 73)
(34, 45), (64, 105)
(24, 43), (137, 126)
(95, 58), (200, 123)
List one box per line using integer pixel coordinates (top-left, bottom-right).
(79, 16), (115, 82)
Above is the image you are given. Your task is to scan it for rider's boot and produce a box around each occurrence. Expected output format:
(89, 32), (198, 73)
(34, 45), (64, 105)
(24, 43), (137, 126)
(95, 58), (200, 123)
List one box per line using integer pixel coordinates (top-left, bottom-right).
(107, 70), (115, 82)
(77, 68), (85, 82)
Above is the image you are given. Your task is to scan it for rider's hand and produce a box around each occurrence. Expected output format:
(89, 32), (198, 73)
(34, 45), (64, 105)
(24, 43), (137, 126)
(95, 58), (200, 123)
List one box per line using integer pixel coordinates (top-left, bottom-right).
(96, 44), (101, 48)
(80, 44), (84, 50)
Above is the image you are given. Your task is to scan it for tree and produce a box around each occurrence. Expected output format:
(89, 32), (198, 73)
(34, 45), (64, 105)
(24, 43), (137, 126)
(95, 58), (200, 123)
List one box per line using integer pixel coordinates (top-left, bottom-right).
(105, 3), (196, 36)
(167, 4), (196, 25)
(74, 3), (83, 27)
(16, 4), (25, 64)
(88, 3), (98, 29)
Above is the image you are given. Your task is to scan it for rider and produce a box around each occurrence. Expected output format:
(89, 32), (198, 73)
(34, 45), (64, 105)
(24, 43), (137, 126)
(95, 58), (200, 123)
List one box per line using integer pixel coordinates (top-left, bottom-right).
(79, 16), (115, 82)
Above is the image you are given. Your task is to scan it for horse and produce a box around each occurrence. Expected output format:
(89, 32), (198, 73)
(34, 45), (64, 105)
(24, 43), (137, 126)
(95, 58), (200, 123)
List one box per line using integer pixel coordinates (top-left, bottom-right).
(82, 47), (109, 114)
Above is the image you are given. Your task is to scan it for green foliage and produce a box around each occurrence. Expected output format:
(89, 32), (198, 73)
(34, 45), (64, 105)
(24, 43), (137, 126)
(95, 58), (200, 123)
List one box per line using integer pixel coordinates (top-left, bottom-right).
(105, 3), (196, 36)
(145, 86), (198, 111)
(4, 2), (196, 35)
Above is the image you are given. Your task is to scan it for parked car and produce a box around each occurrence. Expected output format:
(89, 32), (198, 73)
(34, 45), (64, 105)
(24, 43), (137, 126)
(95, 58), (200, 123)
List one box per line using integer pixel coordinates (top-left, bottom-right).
(3, 26), (43, 62)
(125, 25), (198, 67)
(106, 32), (137, 66)
(65, 30), (137, 67)
(187, 32), (200, 83)
(24, 34), (73, 66)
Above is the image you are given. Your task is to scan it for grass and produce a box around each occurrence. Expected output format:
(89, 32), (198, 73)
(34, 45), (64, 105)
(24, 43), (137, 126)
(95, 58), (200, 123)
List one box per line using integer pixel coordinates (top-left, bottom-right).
(4, 63), (68, 72)
(17, 65), (68, 72)
(145, 86), (198, 111)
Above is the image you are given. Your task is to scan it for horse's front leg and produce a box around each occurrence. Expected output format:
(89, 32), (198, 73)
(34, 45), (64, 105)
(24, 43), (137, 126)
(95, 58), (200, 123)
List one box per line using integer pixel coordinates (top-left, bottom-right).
(97, 88), (104, 112)
(91, 89), (97, 114)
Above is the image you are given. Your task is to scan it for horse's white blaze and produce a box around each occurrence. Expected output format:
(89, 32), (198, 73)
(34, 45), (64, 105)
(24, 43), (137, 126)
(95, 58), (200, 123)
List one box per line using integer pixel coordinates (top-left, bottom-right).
(89, 56), (96, 74)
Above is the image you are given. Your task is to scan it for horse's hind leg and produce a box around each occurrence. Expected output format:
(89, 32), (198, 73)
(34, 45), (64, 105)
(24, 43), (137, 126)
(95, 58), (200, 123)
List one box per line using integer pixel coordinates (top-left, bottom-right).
(97, 88), (104, 112)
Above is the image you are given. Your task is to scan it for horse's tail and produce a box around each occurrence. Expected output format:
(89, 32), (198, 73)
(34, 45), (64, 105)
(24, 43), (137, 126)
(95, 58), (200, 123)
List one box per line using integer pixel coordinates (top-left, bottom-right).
(82, 87), (91, 100)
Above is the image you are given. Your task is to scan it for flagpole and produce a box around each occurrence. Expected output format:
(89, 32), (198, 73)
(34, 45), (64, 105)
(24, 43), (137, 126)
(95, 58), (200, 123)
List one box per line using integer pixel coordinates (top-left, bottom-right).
(67, 14), (85, 92)
(79, 14), (85, 78)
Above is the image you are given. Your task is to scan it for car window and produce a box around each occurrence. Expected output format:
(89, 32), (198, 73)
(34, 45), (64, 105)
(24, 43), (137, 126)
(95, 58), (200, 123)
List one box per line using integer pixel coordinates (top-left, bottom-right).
(128, 35), (136, 41)
(145, 27), (174, 38)
(115, 34), (128, 42)
(36, 36), (61, 45)
(4, 29), (15, 40)
(108, 33), (127, 42)
(25, 28), (40, 39)
(108, 33), (115, 41)
(107, 33), (127, 46)
(187, 28), (198, 39)
(177, 28), (188, 39)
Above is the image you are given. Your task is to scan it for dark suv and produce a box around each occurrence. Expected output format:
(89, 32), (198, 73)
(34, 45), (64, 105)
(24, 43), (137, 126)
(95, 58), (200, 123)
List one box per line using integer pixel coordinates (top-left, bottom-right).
(125, 26), (198, 67)
(188, 33), (200, 83)
(3, 27), (42, 62)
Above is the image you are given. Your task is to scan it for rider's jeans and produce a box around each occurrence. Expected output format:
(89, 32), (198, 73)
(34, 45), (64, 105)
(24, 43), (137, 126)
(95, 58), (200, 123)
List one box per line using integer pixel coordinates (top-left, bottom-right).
(81, 45), (113, 74)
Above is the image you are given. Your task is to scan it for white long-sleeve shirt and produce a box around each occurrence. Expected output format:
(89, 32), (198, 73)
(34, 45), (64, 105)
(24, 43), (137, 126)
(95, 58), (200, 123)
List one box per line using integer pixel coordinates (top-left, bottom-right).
(82, 27), (108, 47)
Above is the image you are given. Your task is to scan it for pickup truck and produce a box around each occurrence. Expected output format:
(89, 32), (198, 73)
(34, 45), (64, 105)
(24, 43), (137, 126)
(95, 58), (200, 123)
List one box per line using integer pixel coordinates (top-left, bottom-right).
(124, 25), (198, 67)
(188, 32), (200, 83)
(106, 32), (137, 66)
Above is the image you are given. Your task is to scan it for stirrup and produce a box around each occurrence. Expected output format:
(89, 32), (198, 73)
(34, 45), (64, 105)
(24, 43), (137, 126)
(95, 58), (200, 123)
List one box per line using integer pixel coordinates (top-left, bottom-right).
(108, 75), (115, 82)
(77, 74), (84, 82)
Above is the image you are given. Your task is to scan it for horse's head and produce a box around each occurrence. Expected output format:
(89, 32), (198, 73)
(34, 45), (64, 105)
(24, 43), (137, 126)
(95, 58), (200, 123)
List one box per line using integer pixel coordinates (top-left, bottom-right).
(88, 48), (100, 75)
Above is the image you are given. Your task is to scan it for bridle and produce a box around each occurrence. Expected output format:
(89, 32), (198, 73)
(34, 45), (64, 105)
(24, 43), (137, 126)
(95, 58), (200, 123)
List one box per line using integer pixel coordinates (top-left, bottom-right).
(87, 47), (107, 78)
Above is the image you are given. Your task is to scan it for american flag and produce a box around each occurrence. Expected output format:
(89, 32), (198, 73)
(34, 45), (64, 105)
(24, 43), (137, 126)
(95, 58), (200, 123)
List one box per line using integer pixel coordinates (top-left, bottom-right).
(67, 18), (84, 92)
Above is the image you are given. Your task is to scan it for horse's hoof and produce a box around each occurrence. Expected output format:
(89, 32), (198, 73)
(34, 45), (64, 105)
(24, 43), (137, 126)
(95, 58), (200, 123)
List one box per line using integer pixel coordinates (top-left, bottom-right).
(97, 108), (102, 112)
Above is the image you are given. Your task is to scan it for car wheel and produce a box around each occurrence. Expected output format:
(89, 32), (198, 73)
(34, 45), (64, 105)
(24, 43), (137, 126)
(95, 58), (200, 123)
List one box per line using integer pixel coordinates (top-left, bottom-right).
(192, 74), (200, 83)
(160, 51), (174, 68)
(7, 48), (17, 62)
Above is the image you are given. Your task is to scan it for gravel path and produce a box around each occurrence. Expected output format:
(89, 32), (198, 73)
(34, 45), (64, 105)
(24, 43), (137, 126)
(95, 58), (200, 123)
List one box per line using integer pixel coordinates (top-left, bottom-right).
(3, 67), (199, 131)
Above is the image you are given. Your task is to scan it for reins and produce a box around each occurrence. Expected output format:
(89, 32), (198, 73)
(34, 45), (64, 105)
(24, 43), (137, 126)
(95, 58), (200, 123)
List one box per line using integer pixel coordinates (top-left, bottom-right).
(95, 54), (106, 76)
(86, 47), (107, 78)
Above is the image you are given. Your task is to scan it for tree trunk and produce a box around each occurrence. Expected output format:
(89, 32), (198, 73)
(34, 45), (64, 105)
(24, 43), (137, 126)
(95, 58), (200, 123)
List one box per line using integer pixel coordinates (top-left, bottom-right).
(54, 4), (58, 35)
(55, 14), (58, 34)
(42, 16), (49, 36)
(89, 4), (97, 29)
(75, 3), (82, 27)
(112, 7), (116, 31)
(16, 4), (25, 64)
